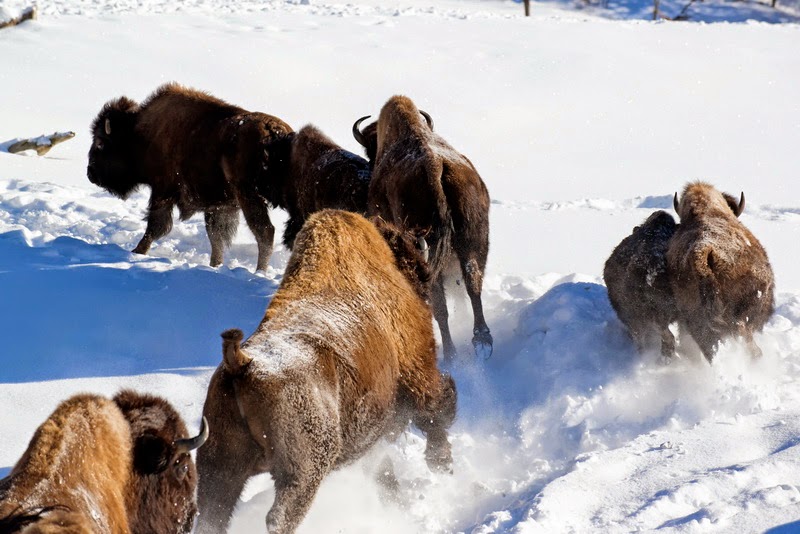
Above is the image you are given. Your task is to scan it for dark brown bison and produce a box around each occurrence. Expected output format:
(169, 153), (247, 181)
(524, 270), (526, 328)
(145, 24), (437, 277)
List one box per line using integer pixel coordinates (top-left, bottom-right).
(353, 96), (492, 361)
(604, 210), (679, 361)
(259, 124), (371, 249)
(195, 210), (456, 534)
(0, 391), (208, 533)
(87, 83), (292, 271)
(668, 182), (775, 363)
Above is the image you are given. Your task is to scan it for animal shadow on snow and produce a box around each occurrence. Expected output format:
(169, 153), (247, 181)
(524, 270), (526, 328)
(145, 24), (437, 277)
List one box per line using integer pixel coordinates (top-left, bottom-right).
(0, 230), (273, 382)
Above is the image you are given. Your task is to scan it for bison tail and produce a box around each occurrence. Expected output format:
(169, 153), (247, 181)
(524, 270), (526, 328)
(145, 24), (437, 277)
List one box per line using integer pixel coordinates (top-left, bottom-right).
(425, 200), (454, 280)
(221, 329), (252, 373)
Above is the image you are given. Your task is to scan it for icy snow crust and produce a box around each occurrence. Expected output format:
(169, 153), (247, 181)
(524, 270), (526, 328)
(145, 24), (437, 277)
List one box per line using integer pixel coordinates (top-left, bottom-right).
(2, 0), (800, 533)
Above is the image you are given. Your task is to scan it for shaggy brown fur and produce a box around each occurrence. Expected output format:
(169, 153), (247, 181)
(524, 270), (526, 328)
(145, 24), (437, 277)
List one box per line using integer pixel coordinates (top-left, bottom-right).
(195, 210), (456, 534)
(354, 96), (492, 360)
(87, 83), (293, 271)
(604, 210), (679, 361)
(0, 392), (207, 534)
(667, 182), (775, 362)
(259, 124), (371, 249)
(113, 390), (203, 534)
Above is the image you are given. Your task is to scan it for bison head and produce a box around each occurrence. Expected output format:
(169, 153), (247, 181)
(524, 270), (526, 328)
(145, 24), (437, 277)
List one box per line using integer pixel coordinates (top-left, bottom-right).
(87, 97), (142, 199)
(113, 390), (208, 534)
(370, 217), (432, 301)
(353, 110), (432, 166)
(673, 183), (745, 220)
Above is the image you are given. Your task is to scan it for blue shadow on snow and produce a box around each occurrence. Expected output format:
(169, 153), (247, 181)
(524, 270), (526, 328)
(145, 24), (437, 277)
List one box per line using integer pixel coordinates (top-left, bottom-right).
(0, 230), (276, 382)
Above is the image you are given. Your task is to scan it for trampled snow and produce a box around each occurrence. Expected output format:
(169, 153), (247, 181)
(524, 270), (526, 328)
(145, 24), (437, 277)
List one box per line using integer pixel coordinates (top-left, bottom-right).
(1, 0), (800, 532)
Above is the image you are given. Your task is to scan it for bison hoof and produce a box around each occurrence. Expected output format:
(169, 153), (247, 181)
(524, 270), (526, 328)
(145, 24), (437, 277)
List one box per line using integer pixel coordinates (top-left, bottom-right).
(425, 442), (453, 474)
(131, 244), (150, 255)
(472, 330), (493, 360)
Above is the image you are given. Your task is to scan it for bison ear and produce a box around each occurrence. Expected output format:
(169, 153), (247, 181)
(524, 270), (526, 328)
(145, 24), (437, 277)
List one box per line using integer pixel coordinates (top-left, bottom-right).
(222, 329), (252, 373)
(133, 434), (170, 475)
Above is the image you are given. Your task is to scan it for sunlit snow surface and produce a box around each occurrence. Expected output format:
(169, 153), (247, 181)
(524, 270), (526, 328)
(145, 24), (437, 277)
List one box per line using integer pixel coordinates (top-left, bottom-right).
(1, 0), (800, 532)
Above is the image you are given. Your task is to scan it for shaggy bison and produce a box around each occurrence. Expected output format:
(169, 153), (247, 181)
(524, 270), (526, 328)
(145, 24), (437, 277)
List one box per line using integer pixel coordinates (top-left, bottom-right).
(195, 210), (456, 534)
(87, 83), (292, 271)
(668, 182), (774, 362)
(0, 391), (208, 534)
(259, 124), (371, 249)
(604, 210), (679, 361)
(353, 96), (492, 360)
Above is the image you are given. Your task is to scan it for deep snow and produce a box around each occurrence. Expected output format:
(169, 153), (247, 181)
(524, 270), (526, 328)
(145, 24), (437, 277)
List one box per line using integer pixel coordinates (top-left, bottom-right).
(2, 0), (800, 532)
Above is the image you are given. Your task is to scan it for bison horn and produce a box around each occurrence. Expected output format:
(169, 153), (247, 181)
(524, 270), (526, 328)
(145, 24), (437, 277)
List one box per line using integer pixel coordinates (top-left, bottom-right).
(416, 236), (429, 263)
(419, 110), (433, 130)
(352, 115), (371, 148)
(673, 192), (679, 213)
(174, 416), (209, 454)
(736, 192), (745, 216)
(104, 118), (111, 136)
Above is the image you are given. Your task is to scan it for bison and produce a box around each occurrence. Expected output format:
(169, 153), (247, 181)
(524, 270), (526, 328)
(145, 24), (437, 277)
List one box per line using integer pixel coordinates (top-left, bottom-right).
(259, 124), (371, 249)
(667, 182), (775, 363)
(0, 391), (208, 533)
(87, 83), (293, 271)
(604, 210), (679, 361)
(353, 96), (492, 361)
(195, 209), (456, 534)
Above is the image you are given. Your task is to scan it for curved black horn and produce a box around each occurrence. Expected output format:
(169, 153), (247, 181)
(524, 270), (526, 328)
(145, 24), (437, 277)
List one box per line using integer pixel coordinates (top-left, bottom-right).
(352, 115), (371, 148)
(419, 110), (433, 130)
(104, 118), (111, 136)
(174, 416), (209, 454)
(736, 192), (745, 216)
(673, 192), (679, 213)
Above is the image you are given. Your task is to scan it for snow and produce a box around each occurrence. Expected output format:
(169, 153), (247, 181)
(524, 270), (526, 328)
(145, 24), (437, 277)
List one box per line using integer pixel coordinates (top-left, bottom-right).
(2, 0), (800, 532)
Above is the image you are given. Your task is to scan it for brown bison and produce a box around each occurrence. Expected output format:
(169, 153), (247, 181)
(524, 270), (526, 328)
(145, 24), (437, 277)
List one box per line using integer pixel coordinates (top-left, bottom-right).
(668, 182), (775, 362)
(353, 96), (492, 361)
(259, 124), (371, 249)
(604, 210), (679, 361)
(195, 210), (456, 534)
(87, 83), (293, 271)
(0, 391), (208, 533)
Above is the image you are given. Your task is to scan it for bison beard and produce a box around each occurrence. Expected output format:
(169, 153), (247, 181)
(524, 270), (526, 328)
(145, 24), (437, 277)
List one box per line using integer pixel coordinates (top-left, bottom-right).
(87, 82), (292, 271)
(195, 210), (456, 534)
(0, 391), (207, 534)
(354, 95), (493, 361)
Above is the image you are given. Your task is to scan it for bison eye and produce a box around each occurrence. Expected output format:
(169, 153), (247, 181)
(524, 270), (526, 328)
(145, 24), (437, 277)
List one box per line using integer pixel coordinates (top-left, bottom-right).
(95, 139), (104, 150)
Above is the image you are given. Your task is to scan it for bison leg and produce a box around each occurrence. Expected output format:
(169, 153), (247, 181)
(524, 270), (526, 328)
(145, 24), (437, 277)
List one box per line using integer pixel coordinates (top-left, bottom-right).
(132, 197), (174, 255)
(658, 325), (677, 364)
(411, 373), (457, 473)
(743, 330), (764, 360)
(237, 193), (275, 272)
(459, 256), (493, 360)
(684, 321), (720, 364)
(195, 430), (258, 534)
(281, 214), (305, 251)
(432, 275), (457, 361)
(205, 206), (240, 267)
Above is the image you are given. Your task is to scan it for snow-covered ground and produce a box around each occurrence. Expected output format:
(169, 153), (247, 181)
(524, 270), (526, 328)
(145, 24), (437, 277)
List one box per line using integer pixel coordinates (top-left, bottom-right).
(2, 0), (800, 532)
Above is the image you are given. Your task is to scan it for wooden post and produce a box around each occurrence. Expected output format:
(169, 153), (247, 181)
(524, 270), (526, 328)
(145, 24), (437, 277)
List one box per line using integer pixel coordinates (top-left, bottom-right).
(653, 0), (660, 19)
(5, 132), (76, 156)
(0, 6), (37, 30)
(524, 0), (531, 16)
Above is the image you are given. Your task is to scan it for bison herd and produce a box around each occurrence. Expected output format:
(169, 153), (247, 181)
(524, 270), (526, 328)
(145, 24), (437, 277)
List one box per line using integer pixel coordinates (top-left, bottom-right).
(0, 83), (776, 533)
